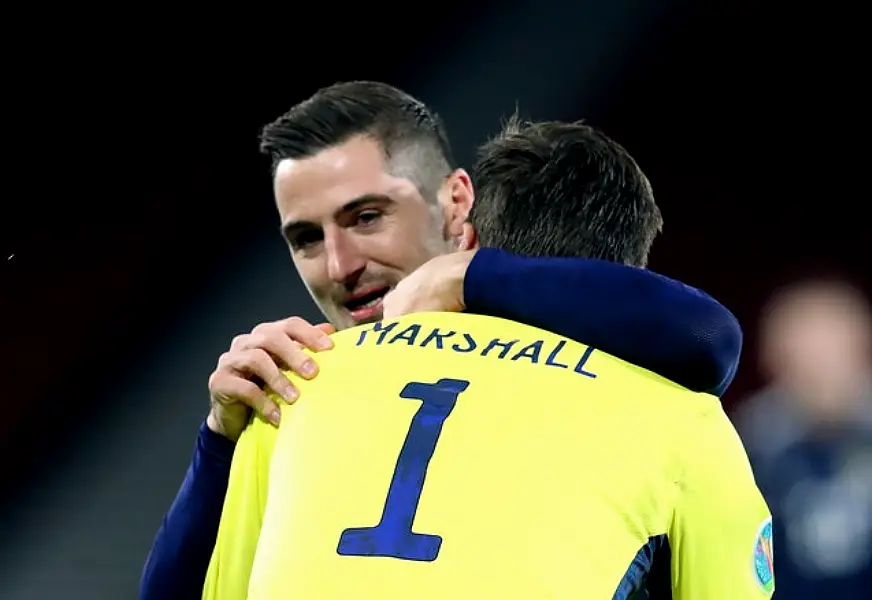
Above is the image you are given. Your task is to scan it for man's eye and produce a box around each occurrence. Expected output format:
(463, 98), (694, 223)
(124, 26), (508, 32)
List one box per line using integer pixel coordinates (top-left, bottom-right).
(356, 210), (382, 226)
(291, 231), (323, 250)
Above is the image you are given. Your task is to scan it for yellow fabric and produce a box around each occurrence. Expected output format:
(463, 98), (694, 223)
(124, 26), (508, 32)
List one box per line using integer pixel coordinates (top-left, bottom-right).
(204, 312), (772, 599)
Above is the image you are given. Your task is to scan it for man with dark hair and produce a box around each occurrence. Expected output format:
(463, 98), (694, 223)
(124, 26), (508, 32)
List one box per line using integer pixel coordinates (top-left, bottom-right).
(469, 116), (661, 265)
(381, 117), (773, 599)
(261, 81), (456, 209)
(258, 81), (464, 331)
(198, 114), (767, 599)
(140, 83), (743, 599)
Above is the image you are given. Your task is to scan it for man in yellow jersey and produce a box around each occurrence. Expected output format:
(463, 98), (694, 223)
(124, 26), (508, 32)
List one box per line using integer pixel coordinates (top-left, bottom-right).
(141, 82), (744, 600)
(204, 116), (773, 599)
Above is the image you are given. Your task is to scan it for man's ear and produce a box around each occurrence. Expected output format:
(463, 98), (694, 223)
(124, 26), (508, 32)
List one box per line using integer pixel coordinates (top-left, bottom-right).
(439, 168), (474, 238)
(457, 221), (478, 251)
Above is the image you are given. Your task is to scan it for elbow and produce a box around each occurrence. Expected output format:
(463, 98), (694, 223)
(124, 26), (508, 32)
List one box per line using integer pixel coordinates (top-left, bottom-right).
(704, 311), (744, 397)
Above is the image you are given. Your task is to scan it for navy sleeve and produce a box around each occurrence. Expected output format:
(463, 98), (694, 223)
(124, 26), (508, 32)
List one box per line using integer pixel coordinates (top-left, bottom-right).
(463, 248), (742, 396)
(140, 250), (742, 599)
(140, 420), (235, 600)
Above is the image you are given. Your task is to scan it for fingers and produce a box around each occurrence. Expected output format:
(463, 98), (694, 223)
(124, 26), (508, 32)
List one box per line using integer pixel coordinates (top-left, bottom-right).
(316, 322), (337, 336)
(241, 332), (315, 383)
(277, 317), (334, 351)
(242, 318), (333, 380)
(208, 316), (338, 433)
(209, 371), (282, 426)
(218, 348), (298, 402)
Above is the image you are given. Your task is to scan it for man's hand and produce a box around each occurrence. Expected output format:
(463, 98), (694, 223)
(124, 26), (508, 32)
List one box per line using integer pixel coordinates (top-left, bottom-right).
(382, 250), (477, 319)
(206, 317), (336, 441)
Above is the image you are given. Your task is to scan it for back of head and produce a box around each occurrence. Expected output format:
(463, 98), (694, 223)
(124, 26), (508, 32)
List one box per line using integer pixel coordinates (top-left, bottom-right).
(259, 81), (457, 203)
(468, 115), (662, 266)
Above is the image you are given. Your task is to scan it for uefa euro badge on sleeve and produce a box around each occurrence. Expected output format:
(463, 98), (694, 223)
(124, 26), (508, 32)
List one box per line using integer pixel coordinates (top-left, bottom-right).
(753, 517), (775, 594)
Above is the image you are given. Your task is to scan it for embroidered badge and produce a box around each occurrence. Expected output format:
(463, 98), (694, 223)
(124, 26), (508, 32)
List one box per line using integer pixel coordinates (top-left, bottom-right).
(753, 517), (775, 594)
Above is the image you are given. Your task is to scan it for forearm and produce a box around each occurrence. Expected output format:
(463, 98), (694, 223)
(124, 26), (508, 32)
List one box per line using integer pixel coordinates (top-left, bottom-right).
(140, 420), (235, 600)
(463, 248), (742, 396)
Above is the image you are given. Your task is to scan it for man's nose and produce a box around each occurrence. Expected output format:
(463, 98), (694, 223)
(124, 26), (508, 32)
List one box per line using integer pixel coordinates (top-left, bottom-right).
(325, 230), (366, 284)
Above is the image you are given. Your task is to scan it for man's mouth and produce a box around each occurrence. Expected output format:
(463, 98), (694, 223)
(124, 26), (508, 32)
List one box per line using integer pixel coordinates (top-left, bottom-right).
(343, 287), (390, 322)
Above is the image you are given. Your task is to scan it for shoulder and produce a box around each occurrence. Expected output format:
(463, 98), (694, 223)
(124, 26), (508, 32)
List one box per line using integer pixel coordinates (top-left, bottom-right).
(681, 399), (757, 492)
(234, 407), (280, 460)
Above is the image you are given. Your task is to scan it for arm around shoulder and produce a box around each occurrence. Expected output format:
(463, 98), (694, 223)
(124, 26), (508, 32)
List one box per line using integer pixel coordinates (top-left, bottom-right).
(140, 420), (236, 600)
(463, 249), (743, 396)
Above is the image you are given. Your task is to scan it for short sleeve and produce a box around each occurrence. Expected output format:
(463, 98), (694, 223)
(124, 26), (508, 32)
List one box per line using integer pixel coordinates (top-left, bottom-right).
(670, 407), (774, 598)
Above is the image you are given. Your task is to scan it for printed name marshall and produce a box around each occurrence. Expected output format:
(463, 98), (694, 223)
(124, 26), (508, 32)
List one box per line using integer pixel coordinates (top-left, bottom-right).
(355, 320), (597, 378)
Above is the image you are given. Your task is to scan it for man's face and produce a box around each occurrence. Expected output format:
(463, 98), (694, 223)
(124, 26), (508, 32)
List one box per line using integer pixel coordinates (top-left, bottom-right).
(763, 282), (872, 420)
(274, 135), (459, 329)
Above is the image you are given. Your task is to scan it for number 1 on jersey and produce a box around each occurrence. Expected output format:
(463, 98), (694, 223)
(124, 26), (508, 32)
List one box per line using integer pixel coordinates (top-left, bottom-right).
(338, 378), (470, 562)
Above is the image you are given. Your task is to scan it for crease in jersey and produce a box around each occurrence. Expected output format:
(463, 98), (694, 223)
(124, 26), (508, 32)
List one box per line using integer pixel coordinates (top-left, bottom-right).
(612, 535), (671, 599)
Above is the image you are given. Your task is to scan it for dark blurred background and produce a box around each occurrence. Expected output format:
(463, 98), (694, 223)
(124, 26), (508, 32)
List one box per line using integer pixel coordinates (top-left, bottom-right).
(0, 1), (867, 597)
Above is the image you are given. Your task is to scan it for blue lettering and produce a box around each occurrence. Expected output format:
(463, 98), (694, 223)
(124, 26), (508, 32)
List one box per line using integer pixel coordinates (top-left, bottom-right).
(511, 340), (544, 364)
(357, 323), (597, 379)
(420, 328), (456, 349)
(451, 333), (477, 353)
(480, 338), (520, 359)
(389, 324), (422, 345)
(573, 346), (597, 378)
(337, 378), (469, 561)
(545, 340), (570, 369)
(356, 321), (399, 346)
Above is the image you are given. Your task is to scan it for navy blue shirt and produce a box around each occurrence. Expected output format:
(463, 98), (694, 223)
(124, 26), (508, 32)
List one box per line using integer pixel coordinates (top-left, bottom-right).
(140, 249), (742, 600)
(738, 386), (872, 600)
(761, 431), (872, 599)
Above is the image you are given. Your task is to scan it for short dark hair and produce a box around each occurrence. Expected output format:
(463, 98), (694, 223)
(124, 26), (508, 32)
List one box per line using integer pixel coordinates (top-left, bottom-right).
(469, 115), (663, 267)
(260, 81), (456, 202)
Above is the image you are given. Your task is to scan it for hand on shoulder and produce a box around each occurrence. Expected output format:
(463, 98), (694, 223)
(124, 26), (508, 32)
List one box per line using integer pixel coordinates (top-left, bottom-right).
(206, 317), (336, 441)
(382, 250), (478, 319)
